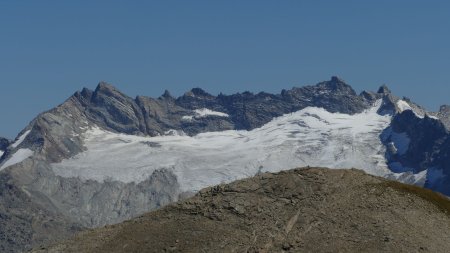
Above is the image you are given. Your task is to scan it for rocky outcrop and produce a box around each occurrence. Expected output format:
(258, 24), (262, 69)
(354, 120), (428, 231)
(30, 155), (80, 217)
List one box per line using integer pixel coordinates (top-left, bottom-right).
(436, 105), (450, 130)
(0, 137), (8, 160)
(35, 168), (450, 253)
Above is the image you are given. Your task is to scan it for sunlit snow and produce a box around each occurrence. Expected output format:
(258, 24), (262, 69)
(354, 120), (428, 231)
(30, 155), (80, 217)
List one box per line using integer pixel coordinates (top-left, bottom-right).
(11, 130), (31, 148)
(0, 148), (34, 170)
(396, 100), (412, 113)
(396, 100), (424, 118)
(182, 108), (229, 121)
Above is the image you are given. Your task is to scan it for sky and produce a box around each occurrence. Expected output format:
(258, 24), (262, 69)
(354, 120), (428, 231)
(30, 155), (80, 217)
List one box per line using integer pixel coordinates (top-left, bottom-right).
(1, 0), (450, 138)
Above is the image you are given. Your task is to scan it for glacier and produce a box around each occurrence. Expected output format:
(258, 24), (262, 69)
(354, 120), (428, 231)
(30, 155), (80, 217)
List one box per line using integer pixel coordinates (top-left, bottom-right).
(51, 100), (423, 192)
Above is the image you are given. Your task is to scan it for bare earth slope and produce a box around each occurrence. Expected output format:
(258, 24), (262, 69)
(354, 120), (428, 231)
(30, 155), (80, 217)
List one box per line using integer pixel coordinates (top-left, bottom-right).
(36, 168), (450, 253)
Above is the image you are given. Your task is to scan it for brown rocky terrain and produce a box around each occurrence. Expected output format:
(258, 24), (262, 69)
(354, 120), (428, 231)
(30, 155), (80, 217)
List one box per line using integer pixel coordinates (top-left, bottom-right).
(34, 167), (450, 253)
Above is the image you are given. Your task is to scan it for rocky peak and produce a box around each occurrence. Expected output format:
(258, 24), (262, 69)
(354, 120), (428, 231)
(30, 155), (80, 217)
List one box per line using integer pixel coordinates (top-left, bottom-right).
(160, 90), (174, 100)
(318, 76), (357, 95)
(377, 84), (391, 94)
(440, 105), (450, 113)
(93, 82), (122, 96)
(436, 105), (450, 131)
(80, 87), (93, 98)
(184, 88), (214, 99)
(91, 82), (133, 106)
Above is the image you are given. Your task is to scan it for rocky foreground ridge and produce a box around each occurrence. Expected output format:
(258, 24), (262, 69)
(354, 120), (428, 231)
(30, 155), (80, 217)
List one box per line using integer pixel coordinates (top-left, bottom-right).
(34, 168), (450, 253)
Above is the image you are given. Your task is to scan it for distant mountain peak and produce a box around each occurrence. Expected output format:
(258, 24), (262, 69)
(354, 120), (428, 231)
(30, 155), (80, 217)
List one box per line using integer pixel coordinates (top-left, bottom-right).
(184, 87), (214, 98)
(160, 89), (173, 99)
(312, 76), (358, 96)
(94, 81), (121, 94)
(326, 76), (352, 90)
(330, 75), (345, 83)
(377, 84), (391, 94)
(440, 104), (450, 112)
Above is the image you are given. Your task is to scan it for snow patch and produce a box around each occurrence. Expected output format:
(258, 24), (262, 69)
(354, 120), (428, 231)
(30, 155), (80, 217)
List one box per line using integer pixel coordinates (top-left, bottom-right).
(0, 148), (34, 170)
(389, 170), (427, 186)
(396, 100), (424, 118)
(182, 108), (229, 121)
(52, 100), (395, 192)
(0, 151), (4, 157)
(164, 129), (187, 136)
(11, 130), (31, 148)
(396, 100), (412, 112)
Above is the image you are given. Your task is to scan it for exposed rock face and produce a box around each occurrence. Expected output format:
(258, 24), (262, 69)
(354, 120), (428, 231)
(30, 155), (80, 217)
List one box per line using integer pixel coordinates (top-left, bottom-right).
(0, 170), (83, 253)
(0, 137), (8, 160)
(437, 105), (450, 130)
(11, 162), (181, 227)
(34, 168), (450, 253)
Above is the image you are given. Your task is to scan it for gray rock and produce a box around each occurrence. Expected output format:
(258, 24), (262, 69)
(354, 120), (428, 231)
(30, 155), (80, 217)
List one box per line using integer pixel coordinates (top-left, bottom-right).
(436, 105), (450, 130)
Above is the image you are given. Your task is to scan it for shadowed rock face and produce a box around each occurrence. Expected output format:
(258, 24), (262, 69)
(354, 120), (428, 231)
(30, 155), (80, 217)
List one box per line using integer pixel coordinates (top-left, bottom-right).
(0, 137), (8, 151)
(34, 168), (450, 253)
(382, 110), (450, 195)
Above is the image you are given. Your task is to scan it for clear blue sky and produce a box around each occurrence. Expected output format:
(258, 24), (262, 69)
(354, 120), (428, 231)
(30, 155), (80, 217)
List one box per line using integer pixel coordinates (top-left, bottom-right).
(1, 1), (450, 138)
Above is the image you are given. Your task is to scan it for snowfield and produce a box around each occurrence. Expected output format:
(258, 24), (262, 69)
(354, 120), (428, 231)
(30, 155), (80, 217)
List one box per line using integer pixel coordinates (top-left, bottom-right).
(182, 108), (229, 121)
(52, 100), (424, 192)
(0, 148), (33, 170)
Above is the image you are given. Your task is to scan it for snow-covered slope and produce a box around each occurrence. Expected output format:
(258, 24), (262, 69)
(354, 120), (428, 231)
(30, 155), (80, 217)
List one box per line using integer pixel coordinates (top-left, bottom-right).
(52, 100), (423, 192)
(0, 148), (33, 170)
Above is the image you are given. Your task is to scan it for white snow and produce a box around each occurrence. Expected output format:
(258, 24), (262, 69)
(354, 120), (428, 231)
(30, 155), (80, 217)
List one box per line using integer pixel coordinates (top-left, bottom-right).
(396, 100), (412, 113)
(194, 108), (229, 117)
(53, 100), (419, 192)
(182, 108), (229, 121)
(181, 115), (193, 121)
(390, 169), (427, 186)
(11, 130), (31, 148)
(0, 148), (34, 170)
(396, 100), (424, 118)
(0, 151), (4, 157)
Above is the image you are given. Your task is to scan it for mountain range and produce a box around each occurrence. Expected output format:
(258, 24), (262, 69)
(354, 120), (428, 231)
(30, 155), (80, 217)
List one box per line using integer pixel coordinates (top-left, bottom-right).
(1, 77), (450, 252)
